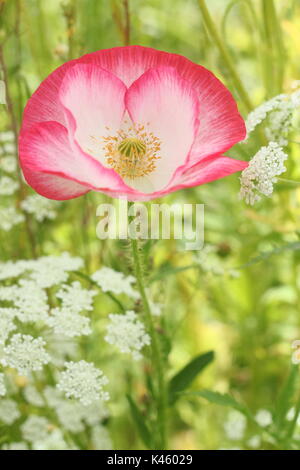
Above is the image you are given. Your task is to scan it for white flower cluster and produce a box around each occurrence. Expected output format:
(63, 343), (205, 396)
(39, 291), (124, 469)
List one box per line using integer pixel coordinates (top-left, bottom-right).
(292, 340), (300, 364)
(0, 334), (51, 375)
(91, 425), (113, 450)
(0, 176), (18, 196)
(21, 415), (50, 443)
(32, 429), (71, 450)
(0, 373), (6, 397)
(224, 410), (247, 441)
(56, 281), (96, 313)
(245, 88), (300, 145)
(0, 252), (83, 287)
(254, 409), (272, 427)
(21, 194), (60, 222)
(0, 308), (17, 344)
(0, 206), (24, 231)
(0, 80), (6, 105)
(57, 360), (109, 406)
(239, 142), (287, 205)
(92, 267), (139, 299)
(105, 310), (150, 360)
(0, 399), (20, 424)
(46, 282), (96, 337)
(46, 307), (91, 337)
(0, 156), (17, 174)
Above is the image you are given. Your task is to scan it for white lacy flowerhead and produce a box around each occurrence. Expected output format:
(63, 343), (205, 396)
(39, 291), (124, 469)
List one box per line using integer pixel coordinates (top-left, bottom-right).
(0, 308), (17, 344)
(254, 409), (272, 427)
(46, 307), (91, 337)
(0, 334), (51, 375)
(0, 156), (17, 173)
(245, 88), (300, 146)
(0, 207), (24, 231)
(105, 310), (150, 360)
(57, 360), (109, 406)
(0, 399), (20, 424)
(0, 176), (18, 196)
(0, 373), (6, 397)
(21, 194), (60, 221)
(32, 429), (72, 450)
(239, 142), (287, 205)
(21, 415), (50, 443)
(92, 267), (139, 298)
(223, 410), (247, 440)
(291, 340), (300, 364)
(56, 281), (96, 313)
(0, 80), (6, 105)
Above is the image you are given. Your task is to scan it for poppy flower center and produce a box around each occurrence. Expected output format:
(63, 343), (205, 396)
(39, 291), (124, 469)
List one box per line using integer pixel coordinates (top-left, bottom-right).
(102, 123), (161, 180)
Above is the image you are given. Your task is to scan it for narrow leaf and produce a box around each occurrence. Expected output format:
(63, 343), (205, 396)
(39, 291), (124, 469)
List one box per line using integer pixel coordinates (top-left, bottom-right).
(126, 395), (152, 448)
(168, 351), (214, 404)
(190, 389), (251, 417)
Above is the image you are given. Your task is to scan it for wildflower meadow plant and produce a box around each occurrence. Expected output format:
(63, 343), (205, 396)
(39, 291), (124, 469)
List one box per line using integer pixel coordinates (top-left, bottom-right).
(1, 0), (300, 453)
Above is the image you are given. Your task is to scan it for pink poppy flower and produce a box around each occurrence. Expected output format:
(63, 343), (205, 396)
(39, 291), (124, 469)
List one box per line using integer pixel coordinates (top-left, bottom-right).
(19, 46), (247, 201)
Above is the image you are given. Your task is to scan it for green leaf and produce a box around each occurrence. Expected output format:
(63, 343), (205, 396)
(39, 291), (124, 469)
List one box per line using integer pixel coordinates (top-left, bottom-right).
(126, 395), (152, 448)
(168, 351), (214, 404)
(274, 365), (298, 431)
(189, 389), (251, 417)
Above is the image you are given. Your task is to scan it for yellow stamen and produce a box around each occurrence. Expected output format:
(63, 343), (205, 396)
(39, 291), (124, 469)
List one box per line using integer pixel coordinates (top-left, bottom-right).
(101, 123), (161, 179)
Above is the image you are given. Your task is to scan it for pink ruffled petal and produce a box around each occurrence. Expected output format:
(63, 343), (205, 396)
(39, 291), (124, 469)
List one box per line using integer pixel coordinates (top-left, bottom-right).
(169, 156), (248, 191)
(22, 166), (90, 200)
(125, 66), (199, 193)
(19, 121), (135, 194)
(59, 64), (127, 162)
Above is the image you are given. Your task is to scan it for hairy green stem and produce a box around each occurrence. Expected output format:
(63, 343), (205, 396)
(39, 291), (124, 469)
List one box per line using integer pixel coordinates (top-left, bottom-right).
(198, 0), (253, 112)
(130, 237), (167, 450)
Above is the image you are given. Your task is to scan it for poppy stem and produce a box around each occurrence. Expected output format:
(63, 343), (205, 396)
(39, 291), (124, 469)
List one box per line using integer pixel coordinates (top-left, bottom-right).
(130, 236), (167, 450)
(198, 0), (253, 112)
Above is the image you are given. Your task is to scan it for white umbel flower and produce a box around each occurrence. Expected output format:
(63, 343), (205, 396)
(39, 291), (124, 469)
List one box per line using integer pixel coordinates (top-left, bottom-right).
(56, 282), (96, 313)
(21, 415), (50, 443)
(28, 253), (84, 288)
(255, 409), (272, 427)
(0, 373), (6, 397)
(92, 267), (139, 299)
(57, 360), (109, 406)
(46, 307), (91, 338)
(23, 385), (44, 407)
(0, 131), (14, 143)
(1, 334), (51, 375)
(32, 429), (71, 450)
(105, 310), (150, 360)
(21, 194), (60, 222)
(0, 176), (18, 195)
(0, 156), (17, 174)
(0, 80), (6, 105)
(2, 442), (28, 450)
(91, 425), (113, 450)
(0, 399), (20, 424)
(224, 411), (247, 441)
(0, 207), (24, 231)
(0, 308), (17, 344)
(239, 142), (287, 205)
(11, 280), (49, 323)
(245, 94), (287, 137)
(291, 340), (300, 364)
(55, 401), (85, 433)
(245, 89), (300, 144)
(0, 260), (28, 280)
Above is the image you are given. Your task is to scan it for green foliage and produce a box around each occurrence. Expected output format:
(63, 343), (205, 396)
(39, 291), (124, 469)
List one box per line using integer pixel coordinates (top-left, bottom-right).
(168, 351), (214, 404)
